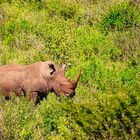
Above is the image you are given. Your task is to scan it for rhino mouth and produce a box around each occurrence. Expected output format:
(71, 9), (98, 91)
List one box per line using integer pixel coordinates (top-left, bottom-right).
(65, 92), (75, 98)
(65, 93), (70, 97)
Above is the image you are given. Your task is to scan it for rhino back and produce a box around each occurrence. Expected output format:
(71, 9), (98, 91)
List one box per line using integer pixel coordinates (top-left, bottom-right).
(15, 62), (50, 93)
(0, 64), (26, 92)
(0, 62), (50, 94)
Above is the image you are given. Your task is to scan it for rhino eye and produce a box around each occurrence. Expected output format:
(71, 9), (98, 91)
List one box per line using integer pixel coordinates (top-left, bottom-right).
(59, 83), (64, 87)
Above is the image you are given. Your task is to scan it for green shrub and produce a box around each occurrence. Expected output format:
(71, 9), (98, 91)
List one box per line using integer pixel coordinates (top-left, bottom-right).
(0, 92), (140, 139)
(99, 2), (139, 34)
(112, 28), (140, 62)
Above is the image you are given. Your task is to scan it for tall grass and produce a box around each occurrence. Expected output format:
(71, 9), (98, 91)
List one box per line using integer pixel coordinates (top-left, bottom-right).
(0, 0), (140, 139)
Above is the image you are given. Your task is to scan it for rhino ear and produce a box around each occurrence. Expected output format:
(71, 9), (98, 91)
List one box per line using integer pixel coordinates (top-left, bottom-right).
(62, 64), (66, 71)
(48, 63), (56, 75)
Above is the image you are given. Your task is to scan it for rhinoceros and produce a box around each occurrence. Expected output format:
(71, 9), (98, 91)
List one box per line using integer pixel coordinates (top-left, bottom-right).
(0, 61), (81, 104)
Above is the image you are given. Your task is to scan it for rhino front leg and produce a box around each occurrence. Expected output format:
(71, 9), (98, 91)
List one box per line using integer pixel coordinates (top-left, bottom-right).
(29, 91), (38, 105)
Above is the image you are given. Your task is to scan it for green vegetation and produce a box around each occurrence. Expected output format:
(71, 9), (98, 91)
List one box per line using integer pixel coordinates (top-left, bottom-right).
(0, 0), (140, 139)
(99, 2), (139, 33)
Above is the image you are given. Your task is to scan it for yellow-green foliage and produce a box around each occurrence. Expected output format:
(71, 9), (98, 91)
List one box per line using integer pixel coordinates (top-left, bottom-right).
(0, 0), (140, 139)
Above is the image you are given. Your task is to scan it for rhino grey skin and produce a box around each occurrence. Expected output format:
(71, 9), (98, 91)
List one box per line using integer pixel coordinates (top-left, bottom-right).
(0, 61), (81, 104)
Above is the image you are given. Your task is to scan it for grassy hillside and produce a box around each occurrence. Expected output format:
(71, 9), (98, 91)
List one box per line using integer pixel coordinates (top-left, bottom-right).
(0, 0), (140, 139)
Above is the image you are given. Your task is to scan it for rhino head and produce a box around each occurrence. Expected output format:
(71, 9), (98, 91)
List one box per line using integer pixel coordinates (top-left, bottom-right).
(43, 62), (81, 98)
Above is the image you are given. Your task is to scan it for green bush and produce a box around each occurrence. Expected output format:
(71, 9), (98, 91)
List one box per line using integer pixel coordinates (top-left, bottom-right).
(0, 92), (140, 139)
(99, 2), (139, 34)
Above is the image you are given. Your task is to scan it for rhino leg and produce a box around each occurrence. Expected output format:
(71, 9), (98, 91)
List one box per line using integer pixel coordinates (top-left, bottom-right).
(29, 91), (38, 105)
(1, 88), (11, 100)
(5, 95), (10, 100)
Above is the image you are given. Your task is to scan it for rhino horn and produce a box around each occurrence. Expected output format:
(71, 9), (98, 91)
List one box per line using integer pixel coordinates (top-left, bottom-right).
(73, 68), (81, 88)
